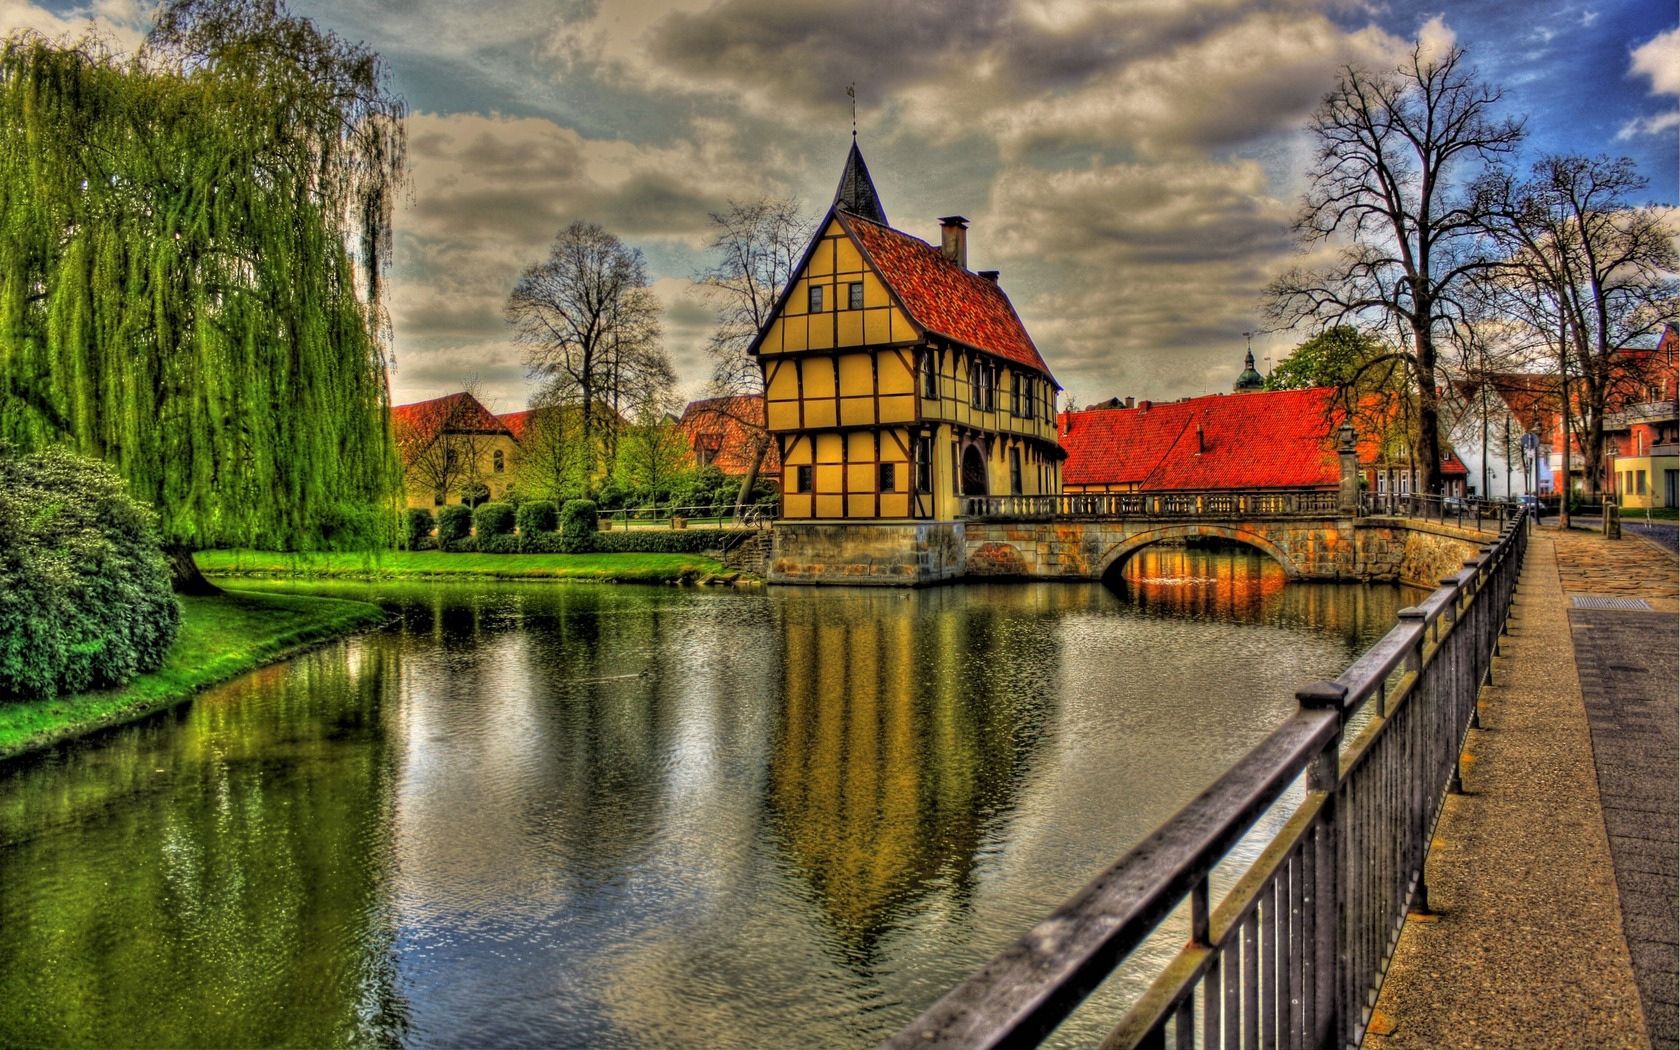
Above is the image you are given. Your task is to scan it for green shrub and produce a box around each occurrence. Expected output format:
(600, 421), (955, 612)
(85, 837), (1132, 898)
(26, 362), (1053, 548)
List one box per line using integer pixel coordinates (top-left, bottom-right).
(437, 505), (475, 552)
(559, 499), (599, 554)
(517, 530), (567, 553)
(0, 445), (180, 700)
(476, 533), (520, 554)
(592, 529), (732, 554)
(516, 499), (558, 536)
(474, 501), (515, 539)
(405, 507), (435, 551)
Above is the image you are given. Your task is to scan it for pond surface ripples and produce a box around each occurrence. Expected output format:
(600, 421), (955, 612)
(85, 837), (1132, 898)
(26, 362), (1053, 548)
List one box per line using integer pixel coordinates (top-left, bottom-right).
(0, 548), (1416, 1048)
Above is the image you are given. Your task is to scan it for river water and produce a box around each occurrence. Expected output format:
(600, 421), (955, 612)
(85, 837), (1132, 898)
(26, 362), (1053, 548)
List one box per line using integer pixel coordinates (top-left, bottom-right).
(0, 549), (1416, 1048)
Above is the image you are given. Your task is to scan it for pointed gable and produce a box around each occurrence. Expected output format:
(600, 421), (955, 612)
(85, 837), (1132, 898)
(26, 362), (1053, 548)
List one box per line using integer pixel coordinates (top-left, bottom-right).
(390, 392), (511, 465)
(833, 140), (888, 226)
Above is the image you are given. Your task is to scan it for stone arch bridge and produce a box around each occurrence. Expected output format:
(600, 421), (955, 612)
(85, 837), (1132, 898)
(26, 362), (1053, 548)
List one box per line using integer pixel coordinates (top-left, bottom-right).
(767, 491), (1507, 588)
(962, 492), (1356, 581)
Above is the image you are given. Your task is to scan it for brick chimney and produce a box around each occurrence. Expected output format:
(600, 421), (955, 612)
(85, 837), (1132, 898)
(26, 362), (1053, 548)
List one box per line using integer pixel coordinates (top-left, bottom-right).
(938, 216), (969, 270)
(1195, 424), (1205, 454)
(1124, 396), (1135, 409)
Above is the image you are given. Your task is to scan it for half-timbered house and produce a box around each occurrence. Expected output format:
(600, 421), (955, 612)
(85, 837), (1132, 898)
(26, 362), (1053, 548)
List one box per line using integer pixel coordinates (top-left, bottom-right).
(750, 143), (1063, 524)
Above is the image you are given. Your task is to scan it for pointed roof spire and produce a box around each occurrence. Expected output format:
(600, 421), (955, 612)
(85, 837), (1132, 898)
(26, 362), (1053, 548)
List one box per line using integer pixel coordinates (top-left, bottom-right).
(833, 140), (888, 226)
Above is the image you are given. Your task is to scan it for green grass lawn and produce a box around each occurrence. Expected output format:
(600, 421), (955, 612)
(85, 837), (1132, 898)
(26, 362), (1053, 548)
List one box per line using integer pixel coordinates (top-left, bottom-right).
(0, 589), (384, 761)
(194, 548), (727, 582)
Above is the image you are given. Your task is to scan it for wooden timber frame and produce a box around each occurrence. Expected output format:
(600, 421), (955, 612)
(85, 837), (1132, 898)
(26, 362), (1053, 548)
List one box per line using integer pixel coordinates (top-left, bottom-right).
(883, 511), (1532, 1049)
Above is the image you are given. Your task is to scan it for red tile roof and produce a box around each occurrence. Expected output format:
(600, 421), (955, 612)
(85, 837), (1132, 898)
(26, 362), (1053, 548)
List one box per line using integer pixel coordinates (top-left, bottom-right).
(390, 392), (511, 465)
(677, 396), (782, 477)
(841, 213), (1055, 381)
(1061, 388), (1344, 491)
(497, 409), (534, 443)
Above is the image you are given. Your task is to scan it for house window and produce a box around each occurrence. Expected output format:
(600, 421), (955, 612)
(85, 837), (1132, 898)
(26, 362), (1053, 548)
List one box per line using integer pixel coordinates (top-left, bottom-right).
(878, 462), (896, 492)
(796, 465), (813, 493)
(1011, 374), (1022, 417)
(493, 449), (505, 474)
(808, 284), (824, 312)
(1009, 447), (1023, 494)
(1638, 470), (1647, 495)
(848, 281), (863, 310)
(922, 353), (939, 399)
(914, 435), (933, 493)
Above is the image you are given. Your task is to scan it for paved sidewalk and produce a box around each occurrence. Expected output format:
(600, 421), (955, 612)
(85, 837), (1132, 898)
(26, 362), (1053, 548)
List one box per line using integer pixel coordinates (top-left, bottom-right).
(1365, 528), (1656, 1049)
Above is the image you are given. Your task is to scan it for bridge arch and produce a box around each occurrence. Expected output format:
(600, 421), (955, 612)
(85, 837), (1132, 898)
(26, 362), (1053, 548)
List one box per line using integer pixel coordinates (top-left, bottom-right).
(1097, 524), (1302, 580)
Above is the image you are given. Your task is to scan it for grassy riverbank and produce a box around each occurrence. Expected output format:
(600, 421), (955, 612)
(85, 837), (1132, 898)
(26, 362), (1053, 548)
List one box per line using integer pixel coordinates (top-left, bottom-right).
(195, 549), (729, 582)
(0, 589), (384, 761)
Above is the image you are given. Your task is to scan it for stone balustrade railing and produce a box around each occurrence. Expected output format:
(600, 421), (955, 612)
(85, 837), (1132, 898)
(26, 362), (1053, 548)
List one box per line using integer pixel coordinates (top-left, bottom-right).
(961, 490), (1343, 521)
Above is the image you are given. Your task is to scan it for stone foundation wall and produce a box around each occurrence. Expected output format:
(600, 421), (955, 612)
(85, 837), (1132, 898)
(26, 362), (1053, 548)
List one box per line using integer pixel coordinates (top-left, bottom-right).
(769, 522), (967, 586)
(1355, 521), (1488, 588)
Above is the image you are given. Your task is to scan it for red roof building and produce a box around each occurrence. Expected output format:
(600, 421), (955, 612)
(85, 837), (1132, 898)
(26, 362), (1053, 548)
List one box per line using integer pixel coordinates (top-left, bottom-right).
(391, 392), (512, 465)
(1061, 388), (1343, 493)
(390, 392), (520, 508)
(676, 396), (783, 479)
(1061, 385), (1470, 498)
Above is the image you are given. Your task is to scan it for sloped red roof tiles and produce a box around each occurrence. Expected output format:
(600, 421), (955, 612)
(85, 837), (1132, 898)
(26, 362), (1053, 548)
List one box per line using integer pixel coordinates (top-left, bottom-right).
(677, 395), (782, 476)
(390, 392), (511, 465)
(841, 213), (1055, 381)
(1061, 388), (1345, 491)
(497, 409), (534, 443)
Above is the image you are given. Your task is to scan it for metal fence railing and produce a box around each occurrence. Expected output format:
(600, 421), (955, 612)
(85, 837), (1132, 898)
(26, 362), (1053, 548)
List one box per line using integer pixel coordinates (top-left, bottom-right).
(1361, 493), (1521, 531)
(598, 501), (777, 531)
(962, 490), (1343, 521)
(885, 510), (1531, 1050)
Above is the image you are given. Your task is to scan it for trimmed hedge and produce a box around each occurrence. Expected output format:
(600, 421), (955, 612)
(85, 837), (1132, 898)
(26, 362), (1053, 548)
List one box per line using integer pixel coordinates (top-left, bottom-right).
(477, 533), (520, 554)
(474, 501), (515, 538)
(592, 529), (731, 554)
(437, 505), (474, 552)
(517, 530), (566, 553)
(0, 446), (180, 700)
(516, 499), (558, 537)
(405, 507), (434, 551)
(559, 499), (597, 554)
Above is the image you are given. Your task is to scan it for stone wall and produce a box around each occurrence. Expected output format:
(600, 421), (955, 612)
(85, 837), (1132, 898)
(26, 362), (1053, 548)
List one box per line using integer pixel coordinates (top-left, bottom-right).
(769, 522), (967, 586)
(1355, 521), (1488, 588)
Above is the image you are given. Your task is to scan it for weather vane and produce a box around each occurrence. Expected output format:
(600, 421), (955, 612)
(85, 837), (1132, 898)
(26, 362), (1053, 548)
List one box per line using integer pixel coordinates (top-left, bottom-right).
(847, 82), (857, 139)
(1244, 330), (1253, 352)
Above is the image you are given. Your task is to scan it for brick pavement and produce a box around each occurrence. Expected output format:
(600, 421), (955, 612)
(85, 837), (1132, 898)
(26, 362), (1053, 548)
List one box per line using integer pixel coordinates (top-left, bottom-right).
(1558, 525), (1679, 1050)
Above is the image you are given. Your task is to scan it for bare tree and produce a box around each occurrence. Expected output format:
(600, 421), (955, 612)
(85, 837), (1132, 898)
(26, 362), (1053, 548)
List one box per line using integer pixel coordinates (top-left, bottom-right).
(1268, 44), (1523, 495)
(1476, 155), (1680, 501)
(507, 222), (664, 483)
(697, 197), (812, 516)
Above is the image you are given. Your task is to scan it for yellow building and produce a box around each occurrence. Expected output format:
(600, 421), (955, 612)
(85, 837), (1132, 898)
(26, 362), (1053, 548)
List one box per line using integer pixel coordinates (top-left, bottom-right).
(391, 392), (521, 508)
(751, 143), (1063, 523)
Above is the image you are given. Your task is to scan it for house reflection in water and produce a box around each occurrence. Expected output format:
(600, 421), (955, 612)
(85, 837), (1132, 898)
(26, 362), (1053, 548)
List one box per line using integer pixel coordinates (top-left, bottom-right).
(766, 589), (1053, 960)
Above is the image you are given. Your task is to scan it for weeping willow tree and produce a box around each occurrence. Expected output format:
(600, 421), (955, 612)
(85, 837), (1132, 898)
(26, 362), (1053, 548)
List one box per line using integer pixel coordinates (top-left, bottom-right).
(0, 1), (405, 589)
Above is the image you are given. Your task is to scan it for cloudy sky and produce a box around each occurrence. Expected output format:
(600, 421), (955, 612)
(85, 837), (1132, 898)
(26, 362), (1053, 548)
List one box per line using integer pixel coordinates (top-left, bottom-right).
(7, 0), (1677, 412)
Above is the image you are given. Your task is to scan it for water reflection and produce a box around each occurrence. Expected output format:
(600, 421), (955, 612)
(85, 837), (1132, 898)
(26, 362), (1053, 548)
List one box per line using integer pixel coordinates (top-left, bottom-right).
(769, 589), (1049, 959)
(0, 642), (406, 1048)
(0, 565), (1418, 1048)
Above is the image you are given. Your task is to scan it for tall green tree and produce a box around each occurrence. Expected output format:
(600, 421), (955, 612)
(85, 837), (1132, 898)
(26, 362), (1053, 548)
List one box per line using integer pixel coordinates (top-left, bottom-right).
(0, 2), (405, 587)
